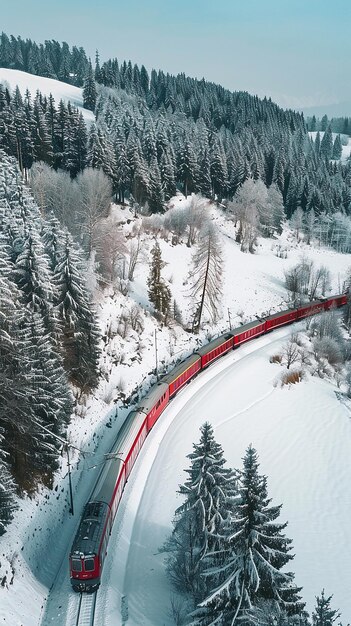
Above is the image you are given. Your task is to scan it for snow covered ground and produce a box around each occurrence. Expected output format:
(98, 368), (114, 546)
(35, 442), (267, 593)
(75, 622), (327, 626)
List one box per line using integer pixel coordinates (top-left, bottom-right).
(102, 327), (351, 625)
(37, 324), (351, 625)
(1, 197), (351, 625)
(0, 68), (95, 124)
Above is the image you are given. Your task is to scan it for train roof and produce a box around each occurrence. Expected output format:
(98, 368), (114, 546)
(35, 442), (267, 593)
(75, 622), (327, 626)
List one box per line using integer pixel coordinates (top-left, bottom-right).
(161, 353), (201, 384)
(137, 382), (169, 414)
(70, 500), (109, 557)
(89, 409), (145, 504)
(296, 299), (324, 310)
(109, 408), (147, 465)
(264, 308), (296, 322)
(195, 333), (232, 356)
(230, 319), (265, 334)
(90, 453), (125, 505)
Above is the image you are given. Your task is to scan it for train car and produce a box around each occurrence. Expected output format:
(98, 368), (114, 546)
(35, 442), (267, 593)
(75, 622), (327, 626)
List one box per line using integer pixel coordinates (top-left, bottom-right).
(296, 299), (326, 320)
(69, 382), (169, 591)
(195, 333), (234, 368)
(324, 293), (348, 309)
(231, 320), (266, 346)
(161, 354), (201, 398)
(138, 382), (169, 429)
(69, 409), (142, 591)
(264, 308), (297, 331)
(70, 292), (348, 592)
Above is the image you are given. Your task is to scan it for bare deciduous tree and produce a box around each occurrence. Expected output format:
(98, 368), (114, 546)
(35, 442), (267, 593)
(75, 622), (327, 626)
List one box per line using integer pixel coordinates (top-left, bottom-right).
(310, 310), (344, 344)
(128, 232), (144, 281)
(284, 265), (303, 306)
(94, 216), (127, 285)
(290, 207), (304, 241)
(30, 163), (77, 231)
(185, 194), (209, 247)
(309, 265), (331, 300)
(282, 336), (300, 369)
(129, 304), (144, 333)
(285, 258), (331, 304)
(163, 207), (188, 245)
(229, 179), (265, 253)
(75, 168), (112, 254)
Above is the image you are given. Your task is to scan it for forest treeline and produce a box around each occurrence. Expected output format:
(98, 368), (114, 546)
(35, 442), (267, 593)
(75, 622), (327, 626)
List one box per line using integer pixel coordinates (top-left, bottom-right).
(1, 31), (351, 229)
(0, 152), (100, 533)
(1, 29), (351, 534)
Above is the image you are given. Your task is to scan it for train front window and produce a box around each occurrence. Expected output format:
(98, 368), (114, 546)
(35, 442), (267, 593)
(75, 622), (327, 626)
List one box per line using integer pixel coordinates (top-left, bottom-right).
(72, 558), (82, 572)
(84, 558), (95, 571)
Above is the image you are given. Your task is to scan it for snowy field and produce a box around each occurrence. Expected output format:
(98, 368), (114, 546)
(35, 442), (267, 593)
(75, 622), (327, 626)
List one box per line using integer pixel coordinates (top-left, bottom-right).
(0, 68), (95, 124)
(38, 325), (351, 625)
(0, 193), (351, 625)
(102, 327), (351, 625)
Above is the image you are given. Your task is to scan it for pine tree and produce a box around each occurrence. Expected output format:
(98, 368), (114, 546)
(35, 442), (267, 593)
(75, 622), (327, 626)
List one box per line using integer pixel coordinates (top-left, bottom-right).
(86, 122), (105, 169)
(54, 233), (101, 391)
(115, 139), (130, 203)
(210, 137), (228, 199)
(12, 225), (57, 335)
(0, 155), (74, 490)
(160, 150), (177, 201)
(320, 126), (333, 161)
(178, 140), (197, 197)
(312, 590), (341, 625)
(147, 240), (171, 320)
(314, 131), (321, 157)
(198, 148), (212, 198)
(94, 50), (103, 84)
(0, 444), (17, 535)
(321, 115), (329, 131)
(332, 134), (342, 160)
(166, 422), (237, 602)
(32, 96), (53, 164)
(83, 60), (97, 111)
(132, 145), (151, 206)
(267, 184), (286, 234)
(198, 446), (304, 624)
(148, 158), (164, 213)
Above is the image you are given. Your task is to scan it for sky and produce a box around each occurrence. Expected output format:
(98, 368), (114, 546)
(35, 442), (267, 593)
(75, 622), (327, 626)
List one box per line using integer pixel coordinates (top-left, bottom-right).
(1, 0), (351, 115)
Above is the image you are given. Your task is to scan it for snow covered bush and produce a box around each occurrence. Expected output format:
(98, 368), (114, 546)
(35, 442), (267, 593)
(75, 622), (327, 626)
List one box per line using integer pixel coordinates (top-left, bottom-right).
(280, 369), (304, 386)
(312, 337), (343, 367)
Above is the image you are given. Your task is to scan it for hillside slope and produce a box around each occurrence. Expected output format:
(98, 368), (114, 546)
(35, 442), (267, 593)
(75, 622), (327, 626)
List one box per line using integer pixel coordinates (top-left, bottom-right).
(0, 197), (350, 625)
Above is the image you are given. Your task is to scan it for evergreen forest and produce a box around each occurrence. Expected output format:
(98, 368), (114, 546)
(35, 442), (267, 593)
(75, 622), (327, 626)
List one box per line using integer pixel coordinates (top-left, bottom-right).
(1, 32), (351, 228)
(1, 30), (351, 535)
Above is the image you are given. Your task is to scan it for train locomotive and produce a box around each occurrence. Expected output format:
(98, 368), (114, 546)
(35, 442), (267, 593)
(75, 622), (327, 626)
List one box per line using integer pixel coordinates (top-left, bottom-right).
(69, 293), (347, 591)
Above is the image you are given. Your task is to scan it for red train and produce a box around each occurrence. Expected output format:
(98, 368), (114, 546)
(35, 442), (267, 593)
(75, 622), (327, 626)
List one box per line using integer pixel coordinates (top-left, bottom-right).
(69, 293), (347, 591)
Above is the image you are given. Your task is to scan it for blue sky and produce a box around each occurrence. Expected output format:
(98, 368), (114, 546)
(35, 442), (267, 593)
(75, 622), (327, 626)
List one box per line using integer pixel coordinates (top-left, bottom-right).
(2, 0), (350, 114)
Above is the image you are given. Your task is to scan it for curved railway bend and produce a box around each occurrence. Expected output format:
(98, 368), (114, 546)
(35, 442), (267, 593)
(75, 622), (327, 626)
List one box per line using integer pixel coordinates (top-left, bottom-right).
(39, 296), (347, 625)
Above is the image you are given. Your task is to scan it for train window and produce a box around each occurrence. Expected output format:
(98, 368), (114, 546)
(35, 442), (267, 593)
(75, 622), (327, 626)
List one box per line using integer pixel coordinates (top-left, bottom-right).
(84, 558), (95, 571)
(72, 558), (82, 572)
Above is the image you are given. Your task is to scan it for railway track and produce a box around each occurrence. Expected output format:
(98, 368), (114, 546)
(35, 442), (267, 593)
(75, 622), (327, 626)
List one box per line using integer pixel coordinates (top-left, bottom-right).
(75, 592), (97, 626)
